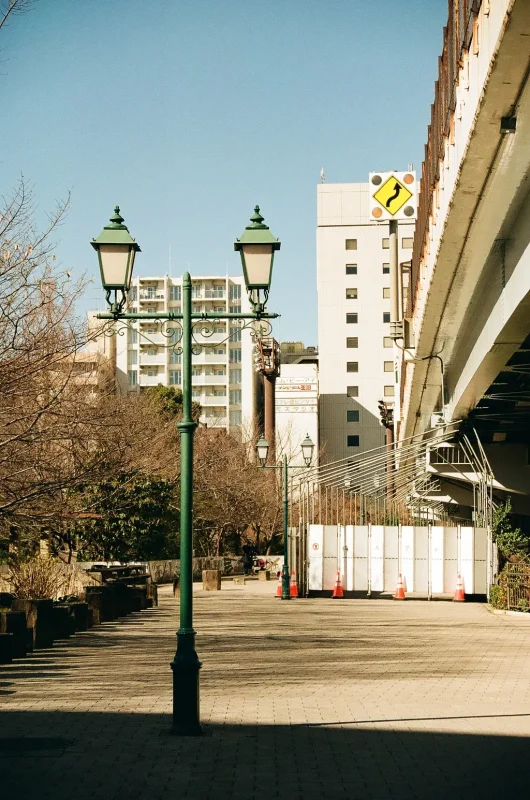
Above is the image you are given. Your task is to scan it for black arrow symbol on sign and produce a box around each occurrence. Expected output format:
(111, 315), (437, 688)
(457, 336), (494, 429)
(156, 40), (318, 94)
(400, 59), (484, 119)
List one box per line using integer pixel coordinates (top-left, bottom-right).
(386, 182), (401, 208)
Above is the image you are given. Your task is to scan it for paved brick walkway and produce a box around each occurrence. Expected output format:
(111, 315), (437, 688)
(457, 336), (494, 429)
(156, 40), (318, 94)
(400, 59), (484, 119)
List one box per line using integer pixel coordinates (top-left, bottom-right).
(2, 583), (530, 799)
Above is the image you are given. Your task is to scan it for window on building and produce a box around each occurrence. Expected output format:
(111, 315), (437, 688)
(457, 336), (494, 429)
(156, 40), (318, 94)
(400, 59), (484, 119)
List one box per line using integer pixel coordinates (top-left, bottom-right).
(347, 385), (358, 397)
(347, 410), (359, 422)
(127, 350), (137, 366)
(346, 337), (358, 348)
(346, 264), (357, 275)
(170, 350), (181, 364)
(192, 367), (202, 376)
(229, 284), (241, 300)
(347, 435), (360, 447)
(229, 305), (241, 313)
(213, 368), (226, 376)
(216, 305), (226, 312)
(345, 239), (357, 250)
(230, 369), (242, 384)
(192, 389), (201, 398)
(169, 285), (181, 301)
(384, 385), (395, 396)
(230, 410), (242, 426)
(383, 287), (390, 299)
(384, 361), (393, 372)
(346, 313), (358, 324)
(230, 389), (242, 405)
(383, 263), (390, 274)
(382, 238), (389, 249)
(129, 329), (138, 344)
(230, 327), (242, 342)
(347, 362), (359, 373)
(230, 349), (242, 363)
(212, 388), (226, 397)
(346, 288), (358, 300)
(130, 287), (137, 301)
(402, 237), (414, 249)
(383, 337), (392, 348)
(214, 347), (226, 355)
(383, 312), (391, 323)
(147, 348), (156, 356)
(127, 369), (137, 386)
(169, 370), (181, 385)
(147, 370), (156, 377)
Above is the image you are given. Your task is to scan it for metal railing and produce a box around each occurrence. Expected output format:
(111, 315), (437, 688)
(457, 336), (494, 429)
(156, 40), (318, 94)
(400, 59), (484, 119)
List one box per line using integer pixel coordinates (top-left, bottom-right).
(502, 564), (530, 613)
(410, 0), (482, 313)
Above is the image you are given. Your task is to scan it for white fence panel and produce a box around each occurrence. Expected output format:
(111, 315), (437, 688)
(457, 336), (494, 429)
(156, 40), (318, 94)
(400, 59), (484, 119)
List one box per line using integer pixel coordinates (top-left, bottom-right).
(459, 526), (474, 594)
(323, 526), (338, 591)
(431, 527), (445, 593)
(384, 526), (399, 593)
(353, 526), (369, 591)
(444, 527), (458, 594)
(474, 528), (488, 595)
(308, 525), (324, 591)
(415, 527), (429, 593)
(401, 526), (415, 592)
(307, 523), (491, 597)
(370, 526), (384, 592)
(345, 525), (354, 591)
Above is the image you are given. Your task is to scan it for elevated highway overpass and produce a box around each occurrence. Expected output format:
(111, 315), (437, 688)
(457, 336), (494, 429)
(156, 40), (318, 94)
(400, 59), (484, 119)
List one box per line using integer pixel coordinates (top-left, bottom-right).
(399, 0), (530, 516)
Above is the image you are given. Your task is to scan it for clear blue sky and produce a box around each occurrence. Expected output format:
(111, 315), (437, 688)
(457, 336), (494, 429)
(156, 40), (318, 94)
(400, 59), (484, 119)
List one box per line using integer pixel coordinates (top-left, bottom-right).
(1, 0), (446, 344)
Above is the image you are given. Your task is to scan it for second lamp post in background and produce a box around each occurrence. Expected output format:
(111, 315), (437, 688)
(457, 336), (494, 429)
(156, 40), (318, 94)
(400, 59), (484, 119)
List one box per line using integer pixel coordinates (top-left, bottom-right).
(256, 434), (315, 599)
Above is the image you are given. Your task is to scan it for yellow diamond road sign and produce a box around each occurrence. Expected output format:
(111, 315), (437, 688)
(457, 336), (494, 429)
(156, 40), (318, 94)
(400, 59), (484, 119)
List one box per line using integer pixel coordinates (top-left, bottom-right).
(373, 176), (412, 217)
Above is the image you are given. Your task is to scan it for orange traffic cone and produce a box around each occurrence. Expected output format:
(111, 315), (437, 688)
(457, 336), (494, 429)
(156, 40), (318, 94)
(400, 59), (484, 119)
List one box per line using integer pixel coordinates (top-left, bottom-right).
(332, 571), (344, 598)
(454, 574), (465, 602)
(394, 573), (406, 600)
(275, 571), (282, 597)
(289, 570), (299, 598)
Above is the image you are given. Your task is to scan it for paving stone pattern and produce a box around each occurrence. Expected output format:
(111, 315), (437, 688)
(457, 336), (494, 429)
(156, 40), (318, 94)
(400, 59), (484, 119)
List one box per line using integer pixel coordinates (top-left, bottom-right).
(1, 583), (530, 799)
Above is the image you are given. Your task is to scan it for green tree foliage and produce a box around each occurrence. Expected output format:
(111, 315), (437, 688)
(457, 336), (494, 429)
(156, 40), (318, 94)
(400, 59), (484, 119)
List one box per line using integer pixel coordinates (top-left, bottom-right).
(492, 498), (530, 560)
(144, 385), (201, 422)
(73, 471), (179, 562)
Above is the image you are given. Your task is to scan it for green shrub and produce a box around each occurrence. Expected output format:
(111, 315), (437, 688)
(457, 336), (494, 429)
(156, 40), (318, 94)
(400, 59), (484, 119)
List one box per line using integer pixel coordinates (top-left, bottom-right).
(517, 598), (530, 613)
(489, 583), (506, 610)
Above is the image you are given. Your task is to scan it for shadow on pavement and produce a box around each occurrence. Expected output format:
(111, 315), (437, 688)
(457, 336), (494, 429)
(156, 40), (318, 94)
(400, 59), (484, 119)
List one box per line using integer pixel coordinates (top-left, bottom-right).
(1, 710), (529, 800)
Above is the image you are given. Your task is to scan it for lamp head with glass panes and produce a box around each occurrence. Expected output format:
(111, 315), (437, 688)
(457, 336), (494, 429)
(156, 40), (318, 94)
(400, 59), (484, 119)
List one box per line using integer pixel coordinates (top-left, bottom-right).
(91, 206), (141, 315)
(234, 205), (280, 314)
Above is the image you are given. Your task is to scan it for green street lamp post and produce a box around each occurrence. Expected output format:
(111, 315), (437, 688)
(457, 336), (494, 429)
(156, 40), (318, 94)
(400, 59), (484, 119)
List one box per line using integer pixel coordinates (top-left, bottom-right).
(256, 434), (315, 599)
(92, 204), (280, 735)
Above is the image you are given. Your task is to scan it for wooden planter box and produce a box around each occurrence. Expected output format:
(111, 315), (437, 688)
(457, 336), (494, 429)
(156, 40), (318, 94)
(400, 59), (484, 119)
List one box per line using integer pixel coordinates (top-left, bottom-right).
(12, 598), (54, 649)
(0, 611), (28, 658)
(0, 632), (14, 663)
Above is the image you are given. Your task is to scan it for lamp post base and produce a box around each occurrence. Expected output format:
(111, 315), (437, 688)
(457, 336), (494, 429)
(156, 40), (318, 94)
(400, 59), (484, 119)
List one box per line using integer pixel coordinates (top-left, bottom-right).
(281, 564), (291, 600)
(170, 630), (202, 736)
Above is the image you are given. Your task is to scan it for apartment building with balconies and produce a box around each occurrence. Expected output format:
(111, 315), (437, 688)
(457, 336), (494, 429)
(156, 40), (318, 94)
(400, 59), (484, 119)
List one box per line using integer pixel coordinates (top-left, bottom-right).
(112, 274), (254, 433)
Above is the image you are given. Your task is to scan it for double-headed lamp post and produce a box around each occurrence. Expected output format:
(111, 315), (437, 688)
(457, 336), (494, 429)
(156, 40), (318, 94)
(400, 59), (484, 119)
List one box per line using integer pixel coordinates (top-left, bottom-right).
(92, 204), (280, 735)
(256, 434), (315, 599)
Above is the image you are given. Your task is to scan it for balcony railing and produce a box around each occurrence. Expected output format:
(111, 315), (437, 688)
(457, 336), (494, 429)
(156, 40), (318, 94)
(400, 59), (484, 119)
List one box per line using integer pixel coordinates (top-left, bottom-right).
(139, 292), (165, 301)
(410, 0), (483, 314)
(192, 374), (227, 385)
(138, 373), (165, 386)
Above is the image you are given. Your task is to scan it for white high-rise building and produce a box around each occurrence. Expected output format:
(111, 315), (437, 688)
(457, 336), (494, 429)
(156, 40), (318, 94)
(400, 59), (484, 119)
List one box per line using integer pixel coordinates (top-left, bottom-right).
(108, 274), (254, 433)
(317, 182), (415, 463)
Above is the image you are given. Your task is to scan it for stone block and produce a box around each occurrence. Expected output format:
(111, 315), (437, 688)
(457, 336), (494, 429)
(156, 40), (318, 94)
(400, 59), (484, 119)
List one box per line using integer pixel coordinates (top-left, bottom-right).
(202, 570), (221, 591)
(12, 598), (54, 649)
(258, 570), (271, 581)
(0, 632), (14, 664)
(0, 611), (28, 658)
(233, 576), (246, 586)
